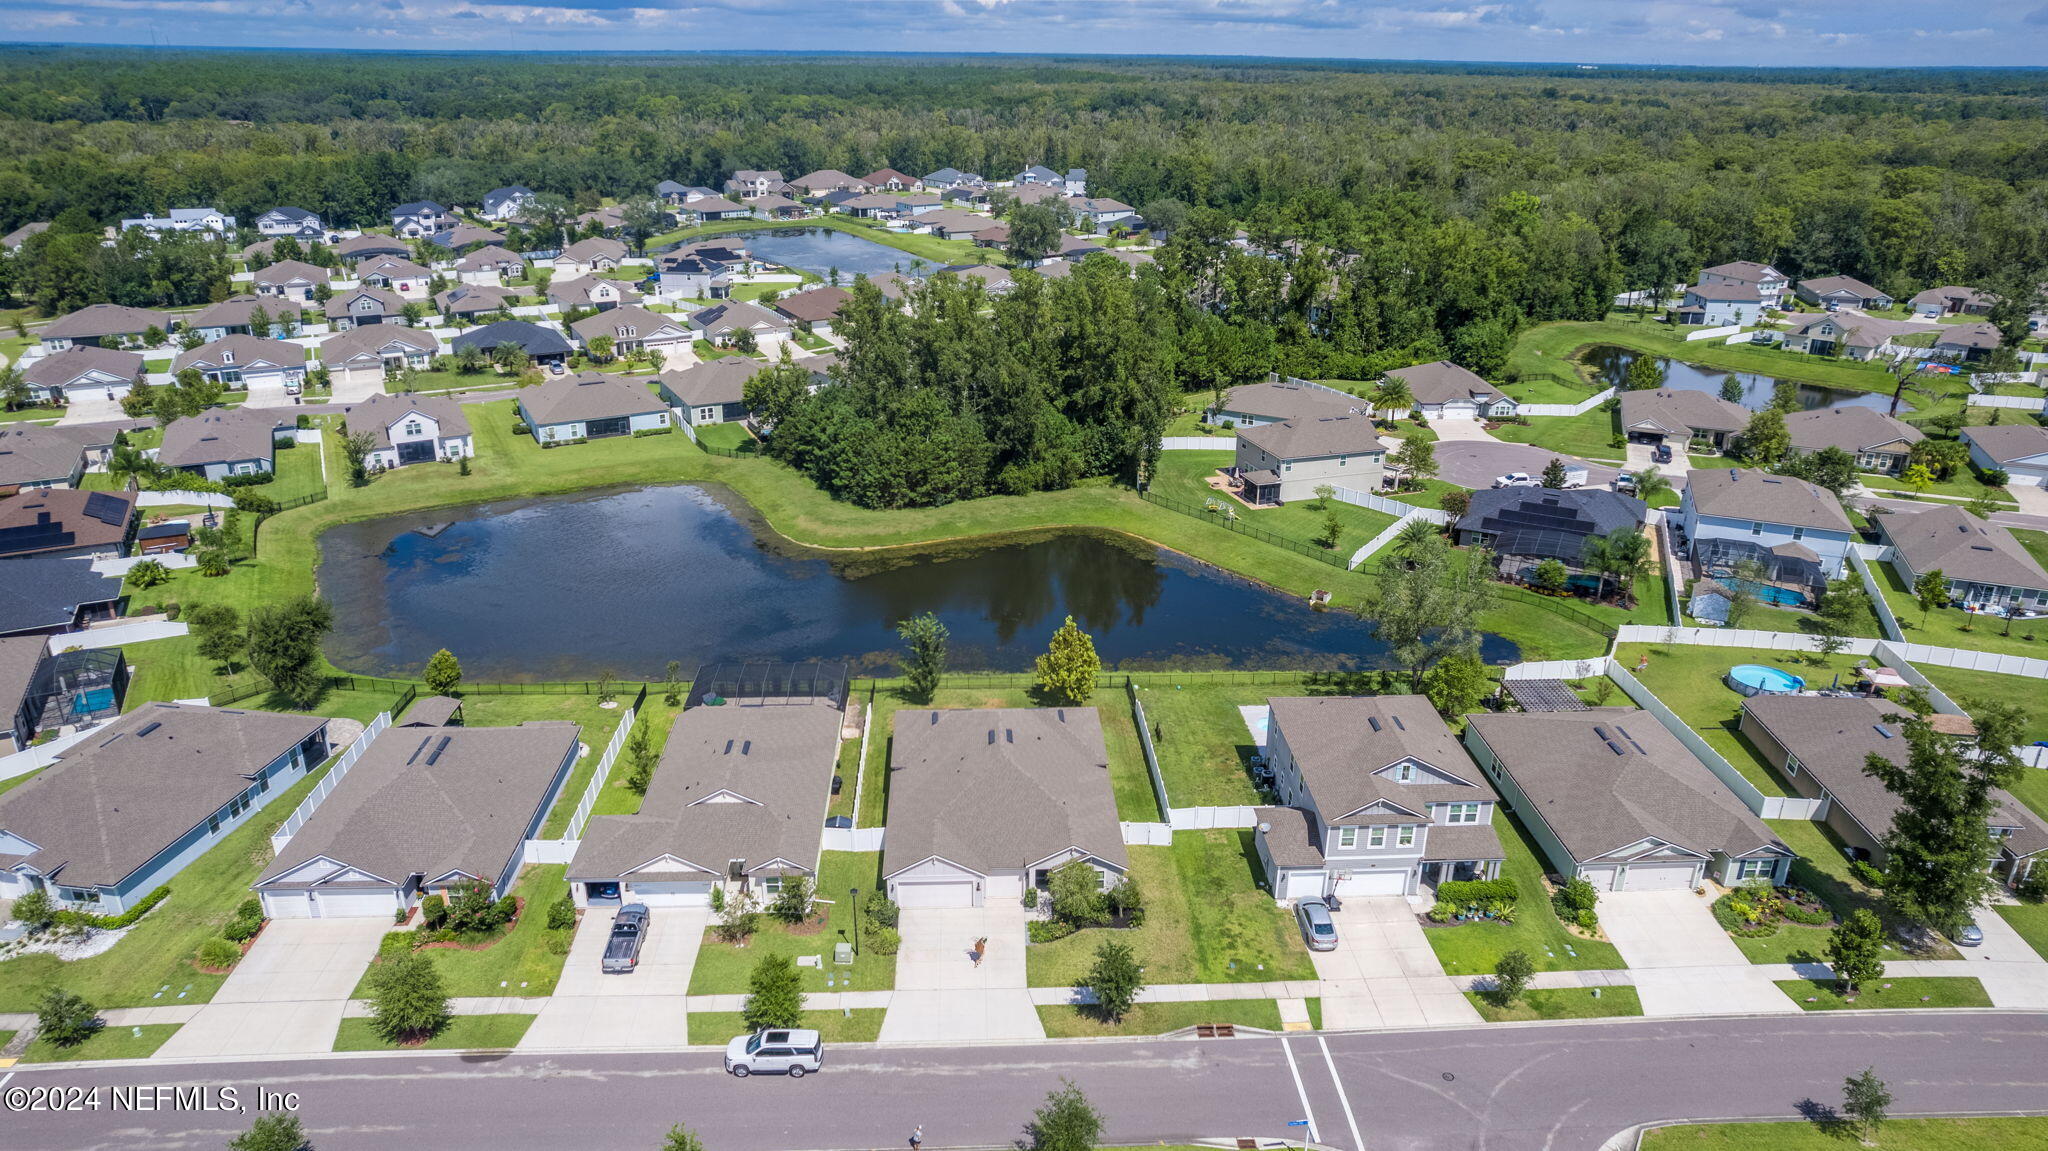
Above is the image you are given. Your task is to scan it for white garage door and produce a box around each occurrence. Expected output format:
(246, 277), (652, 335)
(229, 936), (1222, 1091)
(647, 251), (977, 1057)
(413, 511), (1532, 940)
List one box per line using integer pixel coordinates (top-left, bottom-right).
(1577, 866), (1620, 892)
(1620, 864), (1697, 892)
(263, 891), (315, 919)
(1334, 870), (1409, 896)
(1280, 871), (1327, 902)
(893, 880), (975, 909)
(628, 881), (712, 907)
(312, 889), (397, 918)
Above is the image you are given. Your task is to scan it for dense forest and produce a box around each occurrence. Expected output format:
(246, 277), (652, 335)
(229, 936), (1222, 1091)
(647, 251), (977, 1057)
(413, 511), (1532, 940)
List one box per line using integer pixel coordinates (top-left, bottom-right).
(3, 48), (2046, 396)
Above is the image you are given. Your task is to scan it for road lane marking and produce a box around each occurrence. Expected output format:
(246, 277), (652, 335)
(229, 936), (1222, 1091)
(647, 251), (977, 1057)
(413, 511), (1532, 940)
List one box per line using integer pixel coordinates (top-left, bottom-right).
(1318, 1035), (1364, 1151)
(1279, 1036), (1321, 1145)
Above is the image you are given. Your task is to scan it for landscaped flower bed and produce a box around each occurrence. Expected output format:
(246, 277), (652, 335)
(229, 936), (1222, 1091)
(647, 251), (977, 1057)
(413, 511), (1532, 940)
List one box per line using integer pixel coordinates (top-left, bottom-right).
(1711, 884), (1834, 938)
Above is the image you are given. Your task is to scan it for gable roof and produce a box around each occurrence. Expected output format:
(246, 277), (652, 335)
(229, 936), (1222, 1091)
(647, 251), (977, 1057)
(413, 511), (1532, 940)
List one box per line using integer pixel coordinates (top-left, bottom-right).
(20, 345), (142, 390)
(687, 300), (787, 336)
(660, 357), (762, 409)
(0, 555), (124, 637)
(0, 487), (135, 558)
(251, 259), (332, 287)
(354, 255), (434, 282)
(185, 296), (271, 332)
(171, 334), (306, 375)
(343, 393), (471, 450)
(320, 323), (437, 364)
(0, 635), (47, 729)
(1781, 406), (1923, 456)
(684, 196), (749, 216)
(1269, 696), (1495, 821)
(158, 408), (287, 468)
(1616, 388), (1751, 437)
(1934, 322), (2002, 351)
(787, 170), (866, 194)
(1962, 424), (2048, 466)
(571, 305), (685, 344)
(448, 320), (570, 357)
(519, 371), (664, 426)
(454, 245), (524, 271)
(1685, 468), (1850, 533)
(771, 286), (851, 324)
(1686, 283), (1762, 303)
(0, 702), (325, 888)
(1881, 505), (2048, 593)
(335, 234), (413, 259)
(2, 222), (50, 250)
(434, 284), (518, 315)
(1456, 488), (1649, 559)
(323, 286), (406, 320)
(547, 277), (643, 309)
(1384, 361), (1500, 405)
(1215, 381), (1367, 423)
(257, 722), (577, 892)
(1237, 414), (1382, 461)
(884, 707), (1128, 879)
(0, 425), (95, 488)
(1466, 709), (1784, 865)
(391, 201), (446, 217)
(42, 304), (171, 340)
(1800, 274), (1885, 299)
(557, 237), (629, 265)
(862, 168), (916, 186)
(568, 702), (844, 883)
(1908, 286), (1996, 311)
(1699, 260), (1783, 283)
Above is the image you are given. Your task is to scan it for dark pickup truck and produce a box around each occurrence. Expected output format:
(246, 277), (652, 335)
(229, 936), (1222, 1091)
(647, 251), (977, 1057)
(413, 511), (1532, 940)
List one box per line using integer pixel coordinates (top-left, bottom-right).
(601, 903), (650, 974)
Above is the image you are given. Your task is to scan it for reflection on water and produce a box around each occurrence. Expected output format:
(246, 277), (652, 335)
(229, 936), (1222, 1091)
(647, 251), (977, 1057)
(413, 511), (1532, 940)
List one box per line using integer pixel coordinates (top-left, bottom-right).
(316, 484), (1519, 680)
(710, 227), (915, 281)
(1583, 346), (1904, 413)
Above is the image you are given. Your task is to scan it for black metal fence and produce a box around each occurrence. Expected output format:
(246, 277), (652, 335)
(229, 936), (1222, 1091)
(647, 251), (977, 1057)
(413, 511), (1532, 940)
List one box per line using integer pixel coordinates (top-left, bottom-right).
(1138, 489), (1351, 569)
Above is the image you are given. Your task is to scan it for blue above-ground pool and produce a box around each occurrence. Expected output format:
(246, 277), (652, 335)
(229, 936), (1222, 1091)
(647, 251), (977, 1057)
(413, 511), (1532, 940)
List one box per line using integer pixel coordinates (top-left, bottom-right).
(1727, 664), (1804, 696)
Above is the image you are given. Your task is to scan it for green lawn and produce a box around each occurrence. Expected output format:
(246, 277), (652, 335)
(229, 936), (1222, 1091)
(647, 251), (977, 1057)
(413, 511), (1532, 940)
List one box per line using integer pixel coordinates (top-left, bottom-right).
(1995, 903), (2048, 961)
(350, 867), (576, 999)
(0, 760), (337, 1012)
(265, 438), (328, 503)
(1465, 986), (1642, 1022)
(1027, 831), (1315, 987)
(1752, 818), (1957, 963)
(1508, 316), (1917, 395)
(1642, 1117), (2048, 1150)
(19, 1023), (182, 1063)
(1132, 681), (1288, 807)
(694, 422), (758, 451)
(686, 1008), (884, 1045)
(1150, 451), (1397, 560)
(1488, 409), (1622, 462)
(1423, 809), (1627, 975)
(1775, 976), (1992, 1011)
(1872, 559), (2048, 655)
(688, 852), (895, 995)
(1036, 998), (1282, 1037)
(332, 1014), (535, 1051)
(1912, 666), (2048, 745)
(511, 695), (648, 838)
(1164, 410), (1236, 438)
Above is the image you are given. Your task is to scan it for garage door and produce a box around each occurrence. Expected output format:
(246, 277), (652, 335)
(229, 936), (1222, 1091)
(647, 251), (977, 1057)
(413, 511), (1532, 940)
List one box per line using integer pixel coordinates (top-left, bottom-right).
(1334, 870), (1408, 896)
(1619, 864), (1696, 892)
(1577, 866), (1619, 892)
(312, 889), (397, 918)
(893, 880), (975, 909)
(628, 881), (712, 907)
(263, 891), (315, 919)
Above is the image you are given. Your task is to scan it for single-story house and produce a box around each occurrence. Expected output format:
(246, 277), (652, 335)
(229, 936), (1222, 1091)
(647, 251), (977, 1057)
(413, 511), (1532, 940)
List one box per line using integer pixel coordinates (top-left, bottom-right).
(1680, 468), (1855, 584)
(1796, 275), (1894, 311)
(1455, 488), (1648, 573)
(915, 209), (999, 241)
(1696, 261), (1790, 308)
(38, 304), (172, 352)
(686, 300), (790, 348)
(548, 277), (642, 313)
(1617, 388), (1748, 451)
(320, 325), (438, 390)
(20, 345), (143, 405)
(435, 284), (519, 319)
(1464, 709), (1792, 891)
(576, 204), (628, 234)
(255, 720), (578, 919)
(480, 185), (536, 221)
(936, 264), (1014, 294)
(449, 320), (570, 369)
(862, 168), (918, 191)
(518, 371), (671, 443)
(1963, 425), (2048, 489)
(1383, 361), (1516, 421)
(336, 233), (413, 263)
(0, 488), (136, 561)
(883, 707), (1128, 908)
(571, 306), (692, 356)
(2, 221), (50, 251)
(1876, 505), (2048, 615)
(426, 224), (507, 253)
(0, 702), (331, 913)
(1779, 313), (1934, 362)
(0, 641), (125, 755)
(1780, 406), (1923, 476)
(354, 256), (434, 299)
(657, 358), (763, 427)
(920, 168), (983, 190)
(1206, 380), (1368, 428)
(186, 296), (290, 342)
(771, 286), (851, 334)
(453, 245), (525, 285)
(788, 169), (868, 197)
(1256, 695), (1504, 901)
(550, 238), (630, 279)
(324, 286), (408, 330)
(1066, 196), (1136, 232)
(1233, 415), (1385, 505)
(250, 259), (332, 302)
(0, 425), (112, 493)
(255, 207), (323, 237)
(1674, 283), (1763, 327)
(157, 408), (291, 481)
(1908, 286), (1996, 319)
(0, 554), (125, 638)
(343, 393), (474, 470)
(567, 701), (844, 909)
(170, 335), (307, 392)
(681, 196), (752, 222)
(1740, 695), (2047, 886)
(1933, 322), (2002, 363)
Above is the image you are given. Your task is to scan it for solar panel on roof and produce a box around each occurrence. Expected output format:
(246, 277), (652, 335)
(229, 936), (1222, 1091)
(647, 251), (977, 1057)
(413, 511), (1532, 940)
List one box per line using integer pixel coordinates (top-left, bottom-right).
(82, 491), (128, 527)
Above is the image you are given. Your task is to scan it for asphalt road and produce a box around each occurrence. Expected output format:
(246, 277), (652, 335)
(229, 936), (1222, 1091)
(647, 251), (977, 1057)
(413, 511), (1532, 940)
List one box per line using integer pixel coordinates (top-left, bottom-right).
(1430, 441), (1625, 492)
(6, 1014), (2047, 1151)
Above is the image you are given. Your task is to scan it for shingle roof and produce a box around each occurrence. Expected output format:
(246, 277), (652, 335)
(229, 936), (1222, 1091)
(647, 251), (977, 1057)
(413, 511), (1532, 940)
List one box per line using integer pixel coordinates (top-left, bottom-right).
(320, 324), (438, 365)
(157, 408), (286, 468)
(883, 707), (1128, 879)
(343, 393), (471, 451)
(1687, 283), (1763, 303)
(572, 306), (687, 344)
(336, 234), (412, 259)
(1466, 709), (1785, 865)
(41, 304), (171, 340)
(1216, 382), (1368, 423)
(0, 488), (135, 558)
(685, 196), (749, 216)
(0, 702), (326, 887)
(1384, 361), (1500, 405)
(1935, 322), (2002, 351)
(568, 702), (843, 882)
(449, 320), (570, 358)
(1700, 261), (1782, 283)
(251, 259), (332, 287)
(1963, 424), (2048, 465)
(354, 255), (433, 282)
(1254, 806), (1325, 868)
(547, 277), (643, 309)
(1908, 286), (1996, 311)
(454, 245), (524, 271)
(258, 722), (577, 891)
(0, 635), (49, 725)
(1881, 506), (2048, 593)
(1800, 275), (1885, 299)
(1617, 389), (1750, 437)
(0, 424), (98, 487)
(519, 371), (664, 426)
(185, 296), (269, 332)
(771, 286), (851, 324)
(687, 300), (787, 336)
(660, 358), (762, 409)
(1781, 406), (1922, 456)
(0, 555), (124, 637)
(434, 284), (518, 315)
(557, 237), (628, 265)
(171, 334), (306, 376)
(1270, 696), (1497, 822)
(323, 287), (405, 320)
(1685, 468), (1850, 533)
(1237, 414), (1383, 462)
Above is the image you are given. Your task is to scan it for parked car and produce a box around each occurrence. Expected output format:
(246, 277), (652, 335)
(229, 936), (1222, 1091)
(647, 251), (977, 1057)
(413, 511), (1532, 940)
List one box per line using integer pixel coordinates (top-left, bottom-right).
(1652, 443), (1674, 464)
(1295, 899), (1339, 952)
(1956, 923), (1984, 947)
(1613, 471), (1638, 494)
(601, 903), (650, 974)
(725, 1028), (824, 1077)
(825, 815), (853, 829)
(1492, 472), (1537, 489)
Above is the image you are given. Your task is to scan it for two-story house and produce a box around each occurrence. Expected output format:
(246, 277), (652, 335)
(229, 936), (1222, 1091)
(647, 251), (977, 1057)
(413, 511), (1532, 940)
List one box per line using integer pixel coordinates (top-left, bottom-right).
(254, 207), (324, 238)
(390, 201), (450, 237)
(1695, 261), (1790, 308)
(724, 170), (784, 199)
(1233, 415), (1385, 505)
(119, 208), (235, 236)
(1255, 695), (1504, 902)
(1205, 380), (1369, 428)
(324, 286), (408, 330)
(480, 185), (536, 221)
(1680, 468), (1855, 586)
(250, 259), (333, 303)
(343, 393), (474, 470)
(1674, 282), (1762, 327)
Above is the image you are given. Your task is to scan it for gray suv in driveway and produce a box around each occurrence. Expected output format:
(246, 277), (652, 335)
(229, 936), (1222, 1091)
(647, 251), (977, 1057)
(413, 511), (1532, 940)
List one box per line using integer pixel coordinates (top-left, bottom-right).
(1295, 899), (1339, 951)
(724, 1028), (824, 1077)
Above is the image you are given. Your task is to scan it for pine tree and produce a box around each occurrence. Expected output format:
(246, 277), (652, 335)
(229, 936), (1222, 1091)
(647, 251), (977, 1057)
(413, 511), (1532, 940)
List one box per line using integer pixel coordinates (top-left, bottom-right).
(1865, 712), (2019, 937)
(1034, 615), (1100, 705)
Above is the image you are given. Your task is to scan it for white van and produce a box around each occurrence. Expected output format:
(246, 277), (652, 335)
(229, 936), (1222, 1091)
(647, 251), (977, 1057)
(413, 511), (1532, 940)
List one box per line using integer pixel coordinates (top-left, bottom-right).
(724, 1028), (824, 1077)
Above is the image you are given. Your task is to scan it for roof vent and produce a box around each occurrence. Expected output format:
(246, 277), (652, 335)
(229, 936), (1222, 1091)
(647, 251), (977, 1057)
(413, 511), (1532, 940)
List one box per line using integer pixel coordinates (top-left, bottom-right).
(1605, 740), (1626, 756)
(987, 729), (996, 745)
(1391, 715), (1406, 730)
(405, 735), (432, 764)
(723, 739), (734, 754)
(136, 721), (161, 737)
(741, 740), (751, 756)
(1367, 716), (1382, 732)
(930, 712), (938, 725)
(1005, 729), (1014, 744)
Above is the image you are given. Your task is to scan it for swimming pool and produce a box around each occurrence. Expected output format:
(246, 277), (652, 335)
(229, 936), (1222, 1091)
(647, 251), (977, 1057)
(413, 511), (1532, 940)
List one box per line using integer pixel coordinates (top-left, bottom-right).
(1726, 664), (1805, 696)
(74, 687), (116, 714)
(1719, 577), (1809, 608)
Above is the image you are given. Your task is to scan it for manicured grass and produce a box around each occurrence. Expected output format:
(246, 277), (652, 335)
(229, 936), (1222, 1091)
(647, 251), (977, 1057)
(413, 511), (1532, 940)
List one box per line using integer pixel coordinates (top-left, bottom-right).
(1464, 986), (1642, 1022)
(1872, 559), (2047, 655)
(517, 696), (649, 838)
(1760, 817), (1956, 962)
(332, 1014), (535, 1052)
(1994, 903), (2048, 961)
(1911, 666), (2048, 746)
(1384, 477), (1471, 511)
(688, 852), (894, 995)
(1508, 317), (1914, 395)
(694, 422), (758, 451)
(1423, 809), (1626, 975)
(1857, 466), (2014, 505)
(19, 1023), (182, 1063)
(685, 1008), (886, 1045)
(1642, 1117), (2048, 1150)
(1488, 409), (1622, 462)
(2014, 528), (2048, 573)
(1499, 375), (1602, 406)
(1028, 831), (1315, 987)
(1775, 976), (1992, 1011)
(827, 733), (860, 821)
(266, 438), (328, 504)
(1036, 998), (1282, 1037)
(352, 867), (576, 999)
(0, 760), (336, 1012)
(1132, 681), (1291, 807)
(1164, 410), (1235, 438)
(1304, 997), (1322, 1030)
(1150, 450), (1397, 559)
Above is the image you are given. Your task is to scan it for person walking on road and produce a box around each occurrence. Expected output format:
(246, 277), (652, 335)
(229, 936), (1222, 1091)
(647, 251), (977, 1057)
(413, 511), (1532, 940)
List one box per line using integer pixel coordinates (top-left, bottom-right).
(911, 1126), (924, 1151)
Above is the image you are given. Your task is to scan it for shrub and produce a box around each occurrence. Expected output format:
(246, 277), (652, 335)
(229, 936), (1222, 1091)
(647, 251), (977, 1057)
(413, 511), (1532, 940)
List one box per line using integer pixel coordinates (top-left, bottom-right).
(491, 895), (520, 927)
(769, 876), (812, 924)
(222, 912), (263, 943)
(163, 602), (182, 621)
(1780, 892), (1833, 926)
(709, 886), (725, 914)
(1711, 892), (1780, 938)
(513, 422), (532, 435)
(1049, 859), (1110, 926)
(1437, 878), (1518, 906)
(1983, 468), (2010, 488)
(12, 890), (56, 932)
(862, 890), (899, 928)
(546, 893), (577, 931)
(377, 932), (417, 961)
(631, 426), (675, 438)
(2018, 869), (2048, 905)
(1105, 877), (1144, 927)
(36, 988), (101, 1048)
(1575, 908), (1599, 930)
(53, 885), (171, 930)
(1555, 877), (1598, 914)
(1023, 887), (1039, 909)
(1427, 900), (1457, 923)
(220, 471), (276, 488)
(419, 894), (448, 929)
(1849, 860), (1886, 888)
(127, 559), (172, 589)
(1027, 919), (1077, 944)
(231, 489), (279, 516)
(196, 936), (242, 969)
(865, 925), (901, 955)
(367, 951), (449, 1044)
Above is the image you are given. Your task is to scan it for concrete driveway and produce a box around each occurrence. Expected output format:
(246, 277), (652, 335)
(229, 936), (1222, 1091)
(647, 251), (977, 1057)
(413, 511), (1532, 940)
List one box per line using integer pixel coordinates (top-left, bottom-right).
(327, 372), (386, 405)
(154, 917), (389, 1059)
(879, 904), (1042, 1043)
(57, 394), (130, 425)
(519, 905), (706, 1051)
(239, 378), (294, 409)
(1426, 418), (1499, 443)
(1624, 439), (1694, 479)
(1599, 890), (1796, 1017)
(1310, 898), (1480, 1028)
(1431, 441), (1624, 491)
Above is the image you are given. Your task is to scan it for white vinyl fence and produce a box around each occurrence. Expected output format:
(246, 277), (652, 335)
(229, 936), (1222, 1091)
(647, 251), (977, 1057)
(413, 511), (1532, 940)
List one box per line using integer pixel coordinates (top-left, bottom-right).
(1966, 394), (2048, 411)
(0, 725), (99, 783)
(1684, 324), (1748, 342)
(269, 711), (392, 854)
(1159, 436), (1232, 451)
(849, 702), (875, 829)
(1169, 806), (1261, 830)
(822, 826), (886, 852)
(1331, 483), (1430, 518)
(560, 704), (638, 843)
(1121, 822), (1174, 846)
(1516, 386), (1615, 418)
(1848, 550), (1907, 643)
(92, 553), (197, 577)
(46, 619), (187, 654)
(1348, 506), (1450, 570)
(1608, 663), (1825, 820)
(136, 490), (234, 508)
(1128, 687), (1172, 821)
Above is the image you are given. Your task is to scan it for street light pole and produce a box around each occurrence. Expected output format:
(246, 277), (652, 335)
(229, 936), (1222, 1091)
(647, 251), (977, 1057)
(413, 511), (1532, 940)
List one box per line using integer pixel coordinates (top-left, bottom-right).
(849, 887), (859, 955)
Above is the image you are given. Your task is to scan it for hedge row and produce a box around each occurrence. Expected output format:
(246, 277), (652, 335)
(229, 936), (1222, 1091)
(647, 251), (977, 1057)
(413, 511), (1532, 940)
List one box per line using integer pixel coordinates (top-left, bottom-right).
(1436, 878), (1519, 906)
(55, 885), (170, 930)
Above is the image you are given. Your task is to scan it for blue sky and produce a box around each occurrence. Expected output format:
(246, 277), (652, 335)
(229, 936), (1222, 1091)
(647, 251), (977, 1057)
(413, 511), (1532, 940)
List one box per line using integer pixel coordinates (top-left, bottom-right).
(3, 0), (2046, 67)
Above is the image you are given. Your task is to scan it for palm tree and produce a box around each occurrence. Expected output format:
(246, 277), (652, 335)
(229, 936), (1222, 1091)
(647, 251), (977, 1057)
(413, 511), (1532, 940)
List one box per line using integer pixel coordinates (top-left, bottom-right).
(1607, 528), (1655, 607)
(1389, 518), (1441, 568)
(1632, 466), (1675, 508)
(1372, 376), (1414, 424)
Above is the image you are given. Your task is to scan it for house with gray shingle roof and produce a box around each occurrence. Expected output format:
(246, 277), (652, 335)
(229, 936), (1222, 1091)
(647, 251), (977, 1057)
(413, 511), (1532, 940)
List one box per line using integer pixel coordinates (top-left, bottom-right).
(1876, 505), (2048, 615)
(1796, 275), (1893, 311)
(517, 371), (670, 443)
(0, 702), (332, 913)
(883, 708), (1127, 908)
(1963, 424), (2048, 490)
(250, 259), (332, 302)
(344, 393), (473, 471)
(156, 408), (292, 482)
(567, 702), (843, 909)
(38, 304), (173, 352)
(19, 346), (143, 405)
(1464, 709), (1790, 891)
(1618, 389), (1749, 452)
(1233, 414), (1385, 505)
(1680, 468), (1854, 585)
(255, 721), (578, 919)
(1206, 381), (1369, 429)
(1256, 695), (1503, 902)
(1383, 361), (1516, 421)
(0, 424), (110, 492)
(1780, 406), (1922, 476)
(171, 334), (307, 394)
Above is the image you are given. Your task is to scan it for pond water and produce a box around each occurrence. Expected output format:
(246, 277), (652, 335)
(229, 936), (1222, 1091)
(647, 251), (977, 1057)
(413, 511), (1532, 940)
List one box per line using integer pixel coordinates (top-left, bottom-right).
(713, 227), (917, 281)
(316, 484), (1519, 681)
(1582, 346), (1902, 413)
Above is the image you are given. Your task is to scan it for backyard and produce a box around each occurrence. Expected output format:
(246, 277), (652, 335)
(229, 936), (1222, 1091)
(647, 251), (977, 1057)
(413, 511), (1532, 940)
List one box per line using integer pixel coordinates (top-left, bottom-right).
(687, 852), (894, 995)
(1487, 408), (1622, 463)
(1422, 808), (1626, 975)
(1871, 559), (2047, 655)
(1149, 450), (1398, 559)
(1132, 680), (1295, 808)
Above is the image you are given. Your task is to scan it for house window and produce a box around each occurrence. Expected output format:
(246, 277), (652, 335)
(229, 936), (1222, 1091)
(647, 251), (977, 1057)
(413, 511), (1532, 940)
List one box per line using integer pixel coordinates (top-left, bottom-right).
(1337, 826), (1357, 850)
(1785, 755), (1801, 777)
(1393, 762), (1415, 782)
(1445, 803), (1482, 825)
(1792, 527), (1805, 541)
(404, 421), (422, 436)
(760, 876), (783, 894)
(1751, 522), (1764, 536)
(1736, 858), (1778, 882)
(1397, 826), (1416, 848)
(1368, 826), (1386, 848)
(208, 813), (221, 833)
